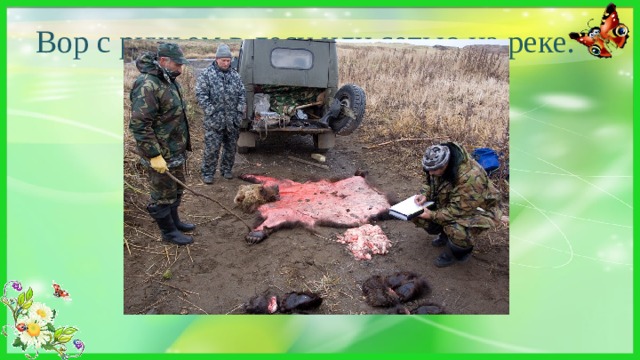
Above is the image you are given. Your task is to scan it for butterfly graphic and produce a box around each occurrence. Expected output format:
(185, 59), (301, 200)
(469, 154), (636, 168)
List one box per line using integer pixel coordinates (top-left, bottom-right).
(52, 281), (72, 301)
(569, 3), (629, 58)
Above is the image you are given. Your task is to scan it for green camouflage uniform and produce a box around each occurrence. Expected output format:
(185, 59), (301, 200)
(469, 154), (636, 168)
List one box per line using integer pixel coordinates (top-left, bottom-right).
(413, 142), (501, 247)
(260, 85), (323, 116)
(129, 51), (192, 204)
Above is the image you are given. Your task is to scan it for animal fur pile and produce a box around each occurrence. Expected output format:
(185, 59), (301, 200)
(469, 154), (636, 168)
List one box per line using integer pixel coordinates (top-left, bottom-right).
(361, 271), (445, 314)
(244, 291), (322, 314)
(238, 174), (391, 242)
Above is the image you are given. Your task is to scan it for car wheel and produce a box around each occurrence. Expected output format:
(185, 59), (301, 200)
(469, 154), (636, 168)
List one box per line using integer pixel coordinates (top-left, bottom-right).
(330, 84), (366, 136)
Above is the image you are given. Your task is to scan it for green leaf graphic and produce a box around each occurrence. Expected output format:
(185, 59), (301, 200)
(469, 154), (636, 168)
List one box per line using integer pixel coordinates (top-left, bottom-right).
(22, 300), (33, 310)
(46, 323), (56, 333)
(54, 327), (64, 340)
(17, 292), (25, 306)
(62, 327), (78, 336)
(26, 287), (33, 301)
(13, 337), (27, 351)
(58, 335), (72, 344)
(42, 344), (56, 351)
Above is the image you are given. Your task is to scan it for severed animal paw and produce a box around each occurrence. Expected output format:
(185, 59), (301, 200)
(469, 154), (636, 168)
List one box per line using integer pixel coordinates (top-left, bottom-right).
(246, 231), (268, 244)
(245, 294), (279, 314)
(410, 302), (446, 315)
(279, 292), (323, 313)
(384, 271), (418, 289)
(362, 271), (430, 309)
(362, 275), (400, 307)
(384, 271), (430, 303)
(386, 305), (411, 314)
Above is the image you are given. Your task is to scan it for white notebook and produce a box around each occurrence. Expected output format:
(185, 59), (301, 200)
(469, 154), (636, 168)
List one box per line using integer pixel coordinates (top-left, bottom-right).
(389, 195), (433, 221)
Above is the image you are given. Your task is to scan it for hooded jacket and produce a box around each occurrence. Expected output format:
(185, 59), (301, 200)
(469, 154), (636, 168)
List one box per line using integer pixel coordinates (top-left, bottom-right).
(129, 51), (192, 165)
(419, 142), (501, 228)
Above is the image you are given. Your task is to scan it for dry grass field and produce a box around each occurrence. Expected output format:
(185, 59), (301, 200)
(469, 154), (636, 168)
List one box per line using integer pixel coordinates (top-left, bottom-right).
(124, 39), (509, 193)
(123, 39), (510, 315)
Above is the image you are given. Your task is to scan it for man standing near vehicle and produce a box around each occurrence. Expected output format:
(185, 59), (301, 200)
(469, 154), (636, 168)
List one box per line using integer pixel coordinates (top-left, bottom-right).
(129, 42), (195, 245)
(413, 142), (502, 267)
(196, 43), (247, 184)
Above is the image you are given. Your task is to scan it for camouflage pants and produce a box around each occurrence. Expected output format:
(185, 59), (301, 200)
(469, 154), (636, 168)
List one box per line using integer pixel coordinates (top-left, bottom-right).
(201, 127), (239, 177)
(413, 217), (492, 248)
(148, 164), (185, 205)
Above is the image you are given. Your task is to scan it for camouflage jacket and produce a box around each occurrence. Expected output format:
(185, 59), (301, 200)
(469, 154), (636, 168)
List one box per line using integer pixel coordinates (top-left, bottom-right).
(195, 62), (246, 131)
(128, 51), (192, 166)
(420, 142), (501, 227)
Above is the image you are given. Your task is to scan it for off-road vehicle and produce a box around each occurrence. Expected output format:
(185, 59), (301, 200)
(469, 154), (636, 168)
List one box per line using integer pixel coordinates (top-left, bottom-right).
(235, 39), (366, 153)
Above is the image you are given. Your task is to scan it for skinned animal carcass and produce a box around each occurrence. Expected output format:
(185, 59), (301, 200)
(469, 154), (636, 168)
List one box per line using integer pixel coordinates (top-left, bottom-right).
(239, 174), (391, 244)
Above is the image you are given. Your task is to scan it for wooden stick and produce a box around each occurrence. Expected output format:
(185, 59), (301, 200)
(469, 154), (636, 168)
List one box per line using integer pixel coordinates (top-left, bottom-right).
(136, 294), (169, 314)
(151, 279), (199, 296)
(295, 100), (323, 110)
(164, 170), (252, 230)
(178, 296), (209, 315)
(123, 237), (132, 256)
(186, 246), (194, 263)
(362, 137), (432, 150)
(226, 303), (245, 315)
(287, 155), (330, 170)
(127, 148), (252, 230)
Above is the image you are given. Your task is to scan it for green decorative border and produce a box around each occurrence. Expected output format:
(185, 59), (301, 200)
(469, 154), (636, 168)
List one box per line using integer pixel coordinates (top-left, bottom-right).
(2, 1), (637, 359)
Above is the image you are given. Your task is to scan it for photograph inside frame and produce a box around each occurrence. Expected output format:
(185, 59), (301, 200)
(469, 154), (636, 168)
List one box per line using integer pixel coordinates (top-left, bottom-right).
(122, 37), (510, 315)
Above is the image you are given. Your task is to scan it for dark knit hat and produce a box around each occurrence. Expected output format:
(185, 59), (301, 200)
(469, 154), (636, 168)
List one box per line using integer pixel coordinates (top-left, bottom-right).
(422, 145), (450, 171)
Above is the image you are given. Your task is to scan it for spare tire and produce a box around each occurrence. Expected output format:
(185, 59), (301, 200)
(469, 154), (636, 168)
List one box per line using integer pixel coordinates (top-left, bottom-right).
(330, 84), (366, 136)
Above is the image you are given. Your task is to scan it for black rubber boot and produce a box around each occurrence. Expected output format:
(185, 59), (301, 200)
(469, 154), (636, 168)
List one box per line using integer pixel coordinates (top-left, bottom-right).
(450, 240), (473, 262)
(431, 233), (448, 247)
(317, 99), (342, 127)
(434, 239), (473, 268)
(434, 252), (455, 268)
(147, 204), (193, 245)
(170, 196), (196, 232)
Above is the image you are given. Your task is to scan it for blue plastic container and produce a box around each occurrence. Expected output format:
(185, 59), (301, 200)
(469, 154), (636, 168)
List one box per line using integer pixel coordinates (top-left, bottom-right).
(472, 147), (500, 173)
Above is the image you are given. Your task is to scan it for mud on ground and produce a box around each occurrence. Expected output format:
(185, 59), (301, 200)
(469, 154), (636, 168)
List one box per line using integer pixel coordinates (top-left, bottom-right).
(123, 133), (509, 315)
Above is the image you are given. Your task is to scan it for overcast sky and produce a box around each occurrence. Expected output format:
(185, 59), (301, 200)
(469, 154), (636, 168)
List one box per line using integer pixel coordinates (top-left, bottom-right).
(338, 38), (509, 47)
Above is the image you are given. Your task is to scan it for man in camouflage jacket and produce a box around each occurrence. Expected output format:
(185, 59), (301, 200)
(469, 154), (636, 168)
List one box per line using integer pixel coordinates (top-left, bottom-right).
(195, 43), (247, 183)
(413, 142), (502, 267)
(129, 42), (194, 245)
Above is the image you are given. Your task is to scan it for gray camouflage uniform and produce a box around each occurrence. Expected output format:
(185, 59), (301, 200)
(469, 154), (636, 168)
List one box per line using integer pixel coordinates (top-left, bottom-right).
(195, 61), (246, 178)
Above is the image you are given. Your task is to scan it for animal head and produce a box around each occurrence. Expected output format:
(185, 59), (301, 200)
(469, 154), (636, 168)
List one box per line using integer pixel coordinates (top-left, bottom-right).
(234, 184), (280, 213)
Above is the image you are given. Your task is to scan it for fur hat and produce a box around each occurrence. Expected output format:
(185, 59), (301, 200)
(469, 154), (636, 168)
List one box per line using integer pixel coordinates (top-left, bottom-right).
(216, 43), (232, 58)
(422, 145), (450, 171)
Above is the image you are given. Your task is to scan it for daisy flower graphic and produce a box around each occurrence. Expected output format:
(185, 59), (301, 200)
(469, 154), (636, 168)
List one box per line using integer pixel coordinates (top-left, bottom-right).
(29, 302), (54, 324)
(18, 316), (51, 350)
